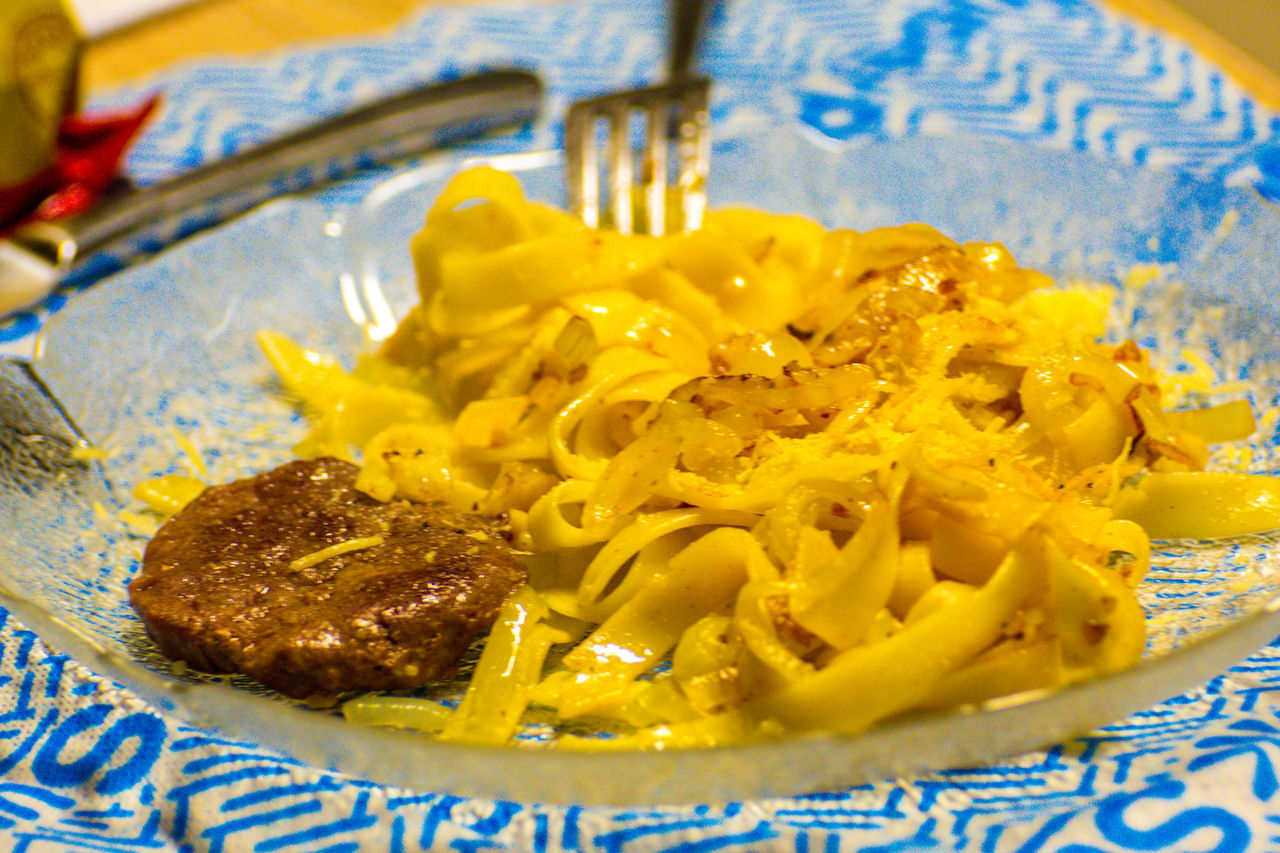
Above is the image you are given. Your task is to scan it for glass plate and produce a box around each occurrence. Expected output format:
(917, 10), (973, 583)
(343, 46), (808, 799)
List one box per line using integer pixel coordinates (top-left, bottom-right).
(3, 128), (1280, 806)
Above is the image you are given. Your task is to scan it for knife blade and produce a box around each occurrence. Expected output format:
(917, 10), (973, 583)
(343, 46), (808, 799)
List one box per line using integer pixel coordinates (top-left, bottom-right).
(0, 67), (543, 317)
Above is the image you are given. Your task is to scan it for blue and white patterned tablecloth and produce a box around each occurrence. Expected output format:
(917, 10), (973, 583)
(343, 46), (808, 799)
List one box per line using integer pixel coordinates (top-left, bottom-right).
(3, 0), (1280, 849)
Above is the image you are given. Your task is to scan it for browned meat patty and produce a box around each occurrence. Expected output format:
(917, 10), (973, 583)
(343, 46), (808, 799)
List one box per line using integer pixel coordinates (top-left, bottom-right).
(129, 457), (526, 699)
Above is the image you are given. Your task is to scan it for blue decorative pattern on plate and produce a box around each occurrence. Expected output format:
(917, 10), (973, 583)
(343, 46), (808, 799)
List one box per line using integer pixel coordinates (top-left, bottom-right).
(0, 0), (1279, 848)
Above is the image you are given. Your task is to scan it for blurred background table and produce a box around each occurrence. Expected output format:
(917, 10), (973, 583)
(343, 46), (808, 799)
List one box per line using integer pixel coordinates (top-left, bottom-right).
(82, 0), (1280, 107)
(81, 0), (484, 91)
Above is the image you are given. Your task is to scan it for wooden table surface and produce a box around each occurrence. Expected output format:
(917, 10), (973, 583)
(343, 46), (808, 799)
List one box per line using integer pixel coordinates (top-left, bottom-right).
(81, 0), (1280, 108)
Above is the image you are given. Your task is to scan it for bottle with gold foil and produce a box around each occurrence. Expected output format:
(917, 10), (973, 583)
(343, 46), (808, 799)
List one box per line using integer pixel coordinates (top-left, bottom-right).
(0, 0), (81, 211)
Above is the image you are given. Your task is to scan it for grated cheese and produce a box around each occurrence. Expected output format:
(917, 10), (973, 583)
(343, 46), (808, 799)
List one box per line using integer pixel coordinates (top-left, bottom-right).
(289, 536), (385, 571)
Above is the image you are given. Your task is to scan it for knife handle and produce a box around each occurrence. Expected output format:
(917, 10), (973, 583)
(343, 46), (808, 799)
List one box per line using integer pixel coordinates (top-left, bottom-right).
(25, 68), (542, 269)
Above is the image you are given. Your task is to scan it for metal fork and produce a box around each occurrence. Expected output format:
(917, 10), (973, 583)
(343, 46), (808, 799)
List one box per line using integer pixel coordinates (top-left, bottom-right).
(564, 0), (713, 236)
(563, 78), (710, 236)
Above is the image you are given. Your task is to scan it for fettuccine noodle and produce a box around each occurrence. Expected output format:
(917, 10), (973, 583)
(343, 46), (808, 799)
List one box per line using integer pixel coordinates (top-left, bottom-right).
(239, 166), (1278, 746)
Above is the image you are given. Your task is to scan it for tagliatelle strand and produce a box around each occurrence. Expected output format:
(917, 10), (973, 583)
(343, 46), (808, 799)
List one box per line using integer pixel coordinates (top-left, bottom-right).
(575, 507), (760, 620)
(440, 585), (555, 746)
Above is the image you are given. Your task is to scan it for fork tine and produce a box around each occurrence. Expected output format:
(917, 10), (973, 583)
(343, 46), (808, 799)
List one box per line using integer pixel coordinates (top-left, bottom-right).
(605, 100), (634, 235)
(641, 96), (668, 237)
(675, 79), (710, 232)
(564, 103), (599, 228)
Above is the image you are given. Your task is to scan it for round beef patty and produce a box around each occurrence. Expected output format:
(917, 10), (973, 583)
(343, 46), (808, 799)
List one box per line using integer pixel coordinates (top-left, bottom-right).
(129, 457), (526, 699)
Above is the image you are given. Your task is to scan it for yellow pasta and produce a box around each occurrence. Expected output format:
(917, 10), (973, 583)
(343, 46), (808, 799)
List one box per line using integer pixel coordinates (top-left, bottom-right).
(252, 165), (1280, 748)
(440, 585), (555, 745)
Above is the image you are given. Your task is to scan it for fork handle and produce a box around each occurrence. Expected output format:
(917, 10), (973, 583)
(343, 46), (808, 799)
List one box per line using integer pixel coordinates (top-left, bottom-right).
(668, 0), (713, 81)
(30, 68), (542, 268)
